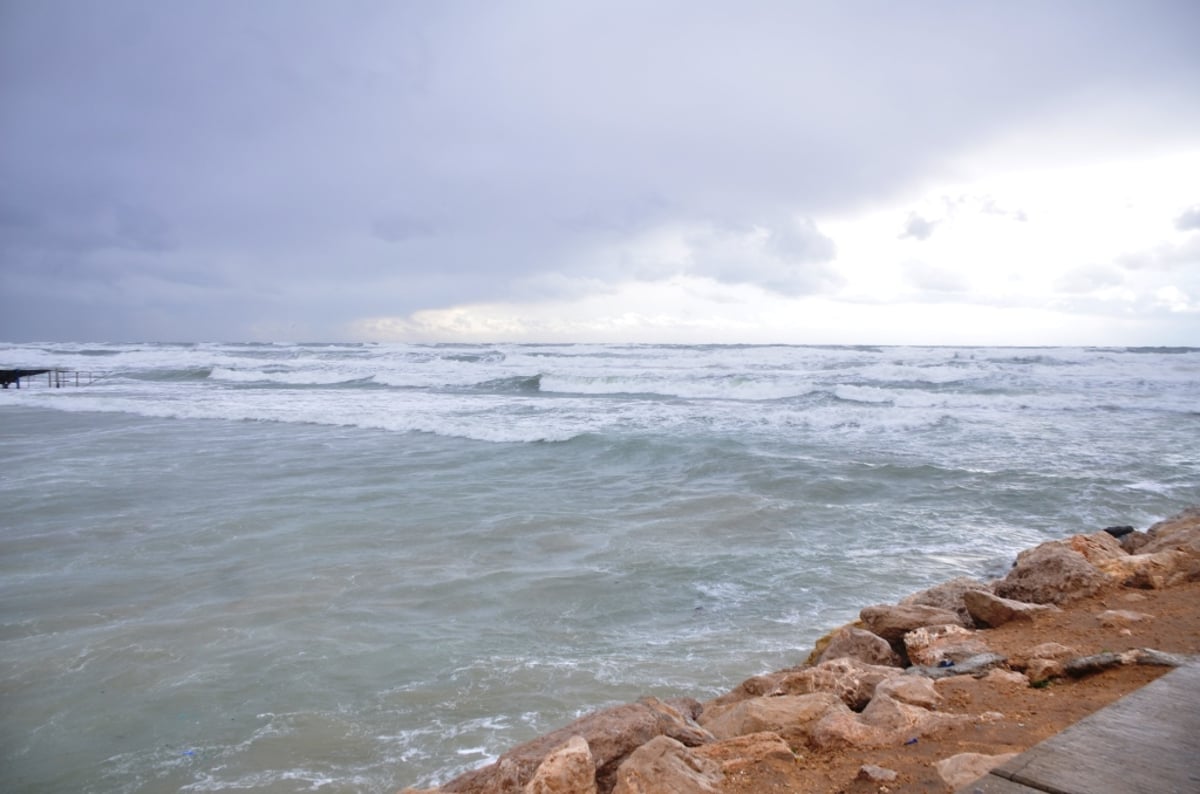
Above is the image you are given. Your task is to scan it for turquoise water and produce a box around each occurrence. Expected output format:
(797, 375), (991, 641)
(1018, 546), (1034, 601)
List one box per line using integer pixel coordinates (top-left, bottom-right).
(1, 343), (1197, 791)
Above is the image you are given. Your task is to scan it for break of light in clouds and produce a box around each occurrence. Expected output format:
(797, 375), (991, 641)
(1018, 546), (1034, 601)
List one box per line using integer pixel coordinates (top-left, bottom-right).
(2, 0), (1199, 345)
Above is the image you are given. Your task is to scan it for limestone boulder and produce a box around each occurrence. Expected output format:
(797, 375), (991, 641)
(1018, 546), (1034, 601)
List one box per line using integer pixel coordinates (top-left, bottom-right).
(525, 736), (597, 794)
(903, 624), (990, 666)
(768, 657), (904, 710)
(859, 604), (965, 643)
(899, 576), (991, 626)
(1141, 507), (1200, 554)
(1065, 531), (1128, 564)
(993, 542), (1109, 604)
(700, 692), (847, 745)
(814, 625), (902, 667)
(934, 752), (1019, 790)
(1096, 548), (1200, 589)
(872, 674), (940, 709)
(1025, 658), (1064, 684)
(963, 589), (1062, 627)
(809, 692), (984, 749)
(441, 697), (713, 794)
(691, 732), (796, 778)
(981, 668), (1028, 686)
(610, 736), (721, 794)
(701, 671), (787, 714)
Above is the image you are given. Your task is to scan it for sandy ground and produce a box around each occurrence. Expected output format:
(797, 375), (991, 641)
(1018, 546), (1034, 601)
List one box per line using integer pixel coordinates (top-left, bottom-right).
(718, 578), (1200, 793)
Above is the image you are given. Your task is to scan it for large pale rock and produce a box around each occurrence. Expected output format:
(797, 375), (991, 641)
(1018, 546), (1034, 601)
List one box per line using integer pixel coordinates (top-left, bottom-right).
(1096, 548), (1200, 589)
(1141, 507), (1200, 554)
(525, 736), (597, 794)
(859, 604), (965, 642)
(610, 736), (721, 794)
(814, 625), (902, 667)
(899, 576), (991, 626)
(872, 675), (940, 709)
(808, 709), (890, 749)
(700, 692), (847, 744)
(994, 542), (1109, 604)
(903, 624), (989, 666)
(768, 657), (904, 710)
(809, 692), (982, 749)
(963, 590), (1061, 627)
(691, 732), (796, 777)
(934, 752), (1019, 790)
(442, 698), (712, 794)
(1066, 531), (1128, 564)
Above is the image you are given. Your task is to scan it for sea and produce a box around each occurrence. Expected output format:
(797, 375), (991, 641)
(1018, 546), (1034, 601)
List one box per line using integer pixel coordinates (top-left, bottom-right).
(1, 342), (1197, 792)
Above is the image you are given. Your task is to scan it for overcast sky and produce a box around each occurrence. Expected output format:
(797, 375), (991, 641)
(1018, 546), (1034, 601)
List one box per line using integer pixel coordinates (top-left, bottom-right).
(2, 1), (1199, 345)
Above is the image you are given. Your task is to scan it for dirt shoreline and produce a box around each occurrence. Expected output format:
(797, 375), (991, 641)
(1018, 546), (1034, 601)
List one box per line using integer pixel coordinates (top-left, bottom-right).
(402, 509), (1200, 793)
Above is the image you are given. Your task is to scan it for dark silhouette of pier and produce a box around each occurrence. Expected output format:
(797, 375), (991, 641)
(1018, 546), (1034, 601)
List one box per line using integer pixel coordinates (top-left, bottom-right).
(1, 368), (97, 388)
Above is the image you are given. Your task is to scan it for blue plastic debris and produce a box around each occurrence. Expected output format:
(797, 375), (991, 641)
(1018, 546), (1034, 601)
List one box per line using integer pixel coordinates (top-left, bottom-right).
(904, 737), (918, 745)
(938, 659), (955, 668)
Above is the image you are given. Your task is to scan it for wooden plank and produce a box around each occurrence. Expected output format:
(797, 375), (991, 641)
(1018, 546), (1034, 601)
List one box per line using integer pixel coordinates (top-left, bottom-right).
(957, 775), (1045, 793)
(976, 663), (1200, 794)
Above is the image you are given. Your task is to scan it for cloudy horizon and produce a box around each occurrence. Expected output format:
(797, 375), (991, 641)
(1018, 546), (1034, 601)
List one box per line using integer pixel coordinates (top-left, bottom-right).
(2, 1), (1199, 345)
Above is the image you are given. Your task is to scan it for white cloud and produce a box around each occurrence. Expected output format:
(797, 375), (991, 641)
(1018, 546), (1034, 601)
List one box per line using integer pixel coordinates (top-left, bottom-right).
(352, 148), (1200, 346)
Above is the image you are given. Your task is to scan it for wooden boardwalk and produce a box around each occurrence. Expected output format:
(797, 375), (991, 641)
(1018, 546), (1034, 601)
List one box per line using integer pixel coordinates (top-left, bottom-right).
(959, 662), (1200, 793)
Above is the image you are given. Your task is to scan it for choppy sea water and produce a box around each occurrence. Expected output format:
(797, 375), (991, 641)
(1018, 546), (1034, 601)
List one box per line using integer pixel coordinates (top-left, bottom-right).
(1, 342), (1197, 792)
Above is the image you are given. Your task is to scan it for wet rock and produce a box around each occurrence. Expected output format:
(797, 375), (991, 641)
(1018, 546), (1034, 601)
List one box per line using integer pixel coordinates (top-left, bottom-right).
(525, 736), (597, 794)
(963, 590), (1061, 627)
(700, 692), (847, 744)
(610, 735), (722, 794)
(899, 576), (992, 627)
(814, 625), (902, 667)
(994, 542), (1109, 605)
(903, 624), (990, 666)
(442, 697), (712, 794)
(934, 752), (1019, 790)
(1103, 525), (1135, 538)
(859, 604), (965, 643)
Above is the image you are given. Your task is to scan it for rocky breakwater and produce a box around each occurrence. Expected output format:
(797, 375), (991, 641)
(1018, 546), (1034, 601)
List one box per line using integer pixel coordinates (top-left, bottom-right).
(400, 508), (1200, 794)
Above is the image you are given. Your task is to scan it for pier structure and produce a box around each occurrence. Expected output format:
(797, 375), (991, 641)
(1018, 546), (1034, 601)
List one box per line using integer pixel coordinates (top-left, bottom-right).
(0, 368), (98, 388)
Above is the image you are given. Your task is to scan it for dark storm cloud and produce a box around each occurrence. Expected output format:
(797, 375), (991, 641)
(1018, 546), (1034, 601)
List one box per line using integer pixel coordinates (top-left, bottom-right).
(2, 0), (1199, 340)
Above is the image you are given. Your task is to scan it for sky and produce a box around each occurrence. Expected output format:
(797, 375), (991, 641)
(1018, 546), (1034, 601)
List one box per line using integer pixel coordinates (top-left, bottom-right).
(2, 0), (1199, 346)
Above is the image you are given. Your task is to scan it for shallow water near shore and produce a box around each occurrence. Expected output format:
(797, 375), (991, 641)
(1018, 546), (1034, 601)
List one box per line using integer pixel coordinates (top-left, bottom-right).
(1, 342), (1197, 792)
